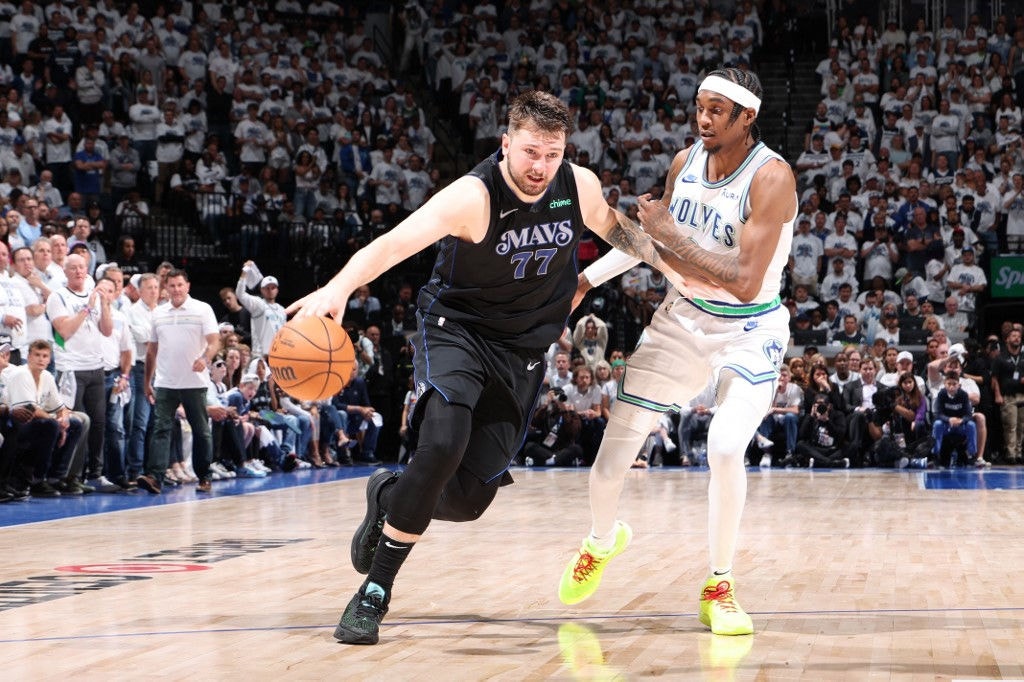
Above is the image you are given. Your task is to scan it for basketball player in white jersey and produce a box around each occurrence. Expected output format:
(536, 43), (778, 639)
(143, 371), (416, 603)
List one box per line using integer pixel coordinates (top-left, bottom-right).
(557, 67), (797, 637)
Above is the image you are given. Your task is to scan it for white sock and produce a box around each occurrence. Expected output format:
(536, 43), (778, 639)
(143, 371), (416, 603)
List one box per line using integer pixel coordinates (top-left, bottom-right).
(587, 527), (618, 552)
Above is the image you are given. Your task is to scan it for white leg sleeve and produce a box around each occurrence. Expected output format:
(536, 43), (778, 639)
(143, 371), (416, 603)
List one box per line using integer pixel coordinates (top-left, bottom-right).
(588, 401), (663, 540)
(706, 370), (774, 573)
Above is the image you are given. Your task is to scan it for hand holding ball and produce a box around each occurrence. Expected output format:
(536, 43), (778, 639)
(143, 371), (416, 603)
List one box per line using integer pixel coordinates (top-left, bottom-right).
(268, 317), (355, 401)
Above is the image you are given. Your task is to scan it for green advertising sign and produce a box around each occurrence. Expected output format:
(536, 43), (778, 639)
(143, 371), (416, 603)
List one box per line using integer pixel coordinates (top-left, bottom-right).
(991, 256), (1024, 298)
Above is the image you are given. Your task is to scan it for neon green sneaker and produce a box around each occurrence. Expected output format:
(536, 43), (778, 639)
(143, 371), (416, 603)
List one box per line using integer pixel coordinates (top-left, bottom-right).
(698, 573), (754, 635)
(558, 521), (632, 605)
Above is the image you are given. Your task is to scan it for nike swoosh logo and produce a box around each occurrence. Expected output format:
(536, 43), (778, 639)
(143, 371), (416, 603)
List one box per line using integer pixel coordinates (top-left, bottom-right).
(384, 541), (404, 549)
(500, 208), (518, 219)
(527, 360), (540, 370)
(679, 175), (699, 183)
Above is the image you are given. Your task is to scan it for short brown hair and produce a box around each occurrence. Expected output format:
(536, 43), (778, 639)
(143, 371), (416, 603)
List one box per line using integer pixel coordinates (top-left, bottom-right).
(506, 90), (572, 138)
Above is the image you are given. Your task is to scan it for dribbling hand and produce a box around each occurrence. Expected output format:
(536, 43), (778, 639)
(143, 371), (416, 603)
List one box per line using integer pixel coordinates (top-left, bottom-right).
(285, 282), (348, 321)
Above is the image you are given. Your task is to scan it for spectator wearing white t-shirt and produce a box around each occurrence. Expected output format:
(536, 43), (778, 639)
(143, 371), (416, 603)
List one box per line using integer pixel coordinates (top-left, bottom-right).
(123, 272), (159, 480)
(8, 245), (51, 356)
(234, 265), (287, 358)
(0, 241), (27, 359)
(94, 273), (134, 488)
(45, 253), (114, 491)
(4, 339), (85, 498)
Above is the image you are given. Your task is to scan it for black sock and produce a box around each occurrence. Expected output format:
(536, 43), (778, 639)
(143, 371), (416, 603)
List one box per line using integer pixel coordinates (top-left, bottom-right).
(367, 533), (414, 593)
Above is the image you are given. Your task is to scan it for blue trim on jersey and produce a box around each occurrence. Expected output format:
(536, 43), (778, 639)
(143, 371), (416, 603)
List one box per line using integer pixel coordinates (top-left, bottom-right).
(418, 299), (453, 406)
(721, 363), (779, 385)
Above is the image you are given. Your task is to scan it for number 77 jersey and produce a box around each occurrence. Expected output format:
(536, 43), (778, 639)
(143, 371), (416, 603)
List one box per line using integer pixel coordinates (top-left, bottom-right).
(416, 151), (585, 350)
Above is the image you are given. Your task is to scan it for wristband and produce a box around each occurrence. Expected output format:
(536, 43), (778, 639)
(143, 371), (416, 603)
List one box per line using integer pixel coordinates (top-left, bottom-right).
(582, 249), (642, 287)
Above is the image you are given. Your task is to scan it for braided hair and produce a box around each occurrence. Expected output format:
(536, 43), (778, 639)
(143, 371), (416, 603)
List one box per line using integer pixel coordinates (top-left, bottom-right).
(703, 67), (763, 142)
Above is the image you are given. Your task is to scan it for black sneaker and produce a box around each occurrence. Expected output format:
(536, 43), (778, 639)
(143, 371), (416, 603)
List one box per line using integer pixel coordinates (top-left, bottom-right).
(30, 481), (61, 498)
(3, 483), (30, 501)
(333, 583), (389, 645)
(351, 468), (399, 575)
(53, 479), (84, 496)
(66, 476), (95, 494)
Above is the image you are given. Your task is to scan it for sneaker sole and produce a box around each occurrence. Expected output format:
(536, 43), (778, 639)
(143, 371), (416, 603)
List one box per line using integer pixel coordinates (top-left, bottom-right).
(351, 468), (397, 575)
(332, 622), (379, 645)
(699, 611), (754, 636)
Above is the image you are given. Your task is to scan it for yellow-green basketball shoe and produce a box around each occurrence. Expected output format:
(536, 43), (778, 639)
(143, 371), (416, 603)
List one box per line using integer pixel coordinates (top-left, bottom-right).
(558, 521), (632, 605)
(698, 573), (754, 635)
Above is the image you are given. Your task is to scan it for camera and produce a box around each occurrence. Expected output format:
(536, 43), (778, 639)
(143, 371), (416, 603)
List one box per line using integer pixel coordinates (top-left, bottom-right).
(551, 387), (568, 403)
(815, 402), (829, 416)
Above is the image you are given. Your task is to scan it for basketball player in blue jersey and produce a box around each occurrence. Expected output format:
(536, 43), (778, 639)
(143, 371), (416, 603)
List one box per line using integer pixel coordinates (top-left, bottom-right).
(557, 68), (797, 637)
(288, 91), (690, 645)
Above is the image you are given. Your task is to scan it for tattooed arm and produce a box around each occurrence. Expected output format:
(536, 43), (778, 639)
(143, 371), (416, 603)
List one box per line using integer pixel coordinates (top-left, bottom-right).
(573, 164), (667, 269)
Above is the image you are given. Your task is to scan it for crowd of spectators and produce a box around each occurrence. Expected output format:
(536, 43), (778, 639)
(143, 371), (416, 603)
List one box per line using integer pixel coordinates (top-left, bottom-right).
(2, 2), (1024, 503)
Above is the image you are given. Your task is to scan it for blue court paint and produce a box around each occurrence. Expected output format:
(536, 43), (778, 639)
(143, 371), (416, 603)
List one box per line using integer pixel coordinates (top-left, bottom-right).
(0, 465), (387, 528)
(923, 468), (1024, 490)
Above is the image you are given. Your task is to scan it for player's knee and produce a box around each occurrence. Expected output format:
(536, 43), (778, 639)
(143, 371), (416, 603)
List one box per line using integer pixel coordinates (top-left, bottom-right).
(707, 431), (750, 461)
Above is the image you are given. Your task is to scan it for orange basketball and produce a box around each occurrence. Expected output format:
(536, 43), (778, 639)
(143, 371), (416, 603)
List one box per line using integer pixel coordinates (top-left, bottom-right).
(268, 316), (355, 401)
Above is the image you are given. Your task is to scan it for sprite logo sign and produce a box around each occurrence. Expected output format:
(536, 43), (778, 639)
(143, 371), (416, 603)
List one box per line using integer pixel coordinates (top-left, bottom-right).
(991, 256), (1024, 298)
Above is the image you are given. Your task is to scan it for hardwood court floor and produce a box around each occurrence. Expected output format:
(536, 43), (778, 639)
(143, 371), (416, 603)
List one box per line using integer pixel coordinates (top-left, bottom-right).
(1, 466), (1023, 681)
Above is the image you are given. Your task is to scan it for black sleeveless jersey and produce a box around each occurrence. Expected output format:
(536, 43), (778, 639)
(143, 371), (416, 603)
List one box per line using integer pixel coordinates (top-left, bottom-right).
(417, 152), (585, 351)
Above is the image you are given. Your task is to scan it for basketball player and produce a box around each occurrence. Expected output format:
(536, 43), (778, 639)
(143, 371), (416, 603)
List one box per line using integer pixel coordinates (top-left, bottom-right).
(287, 91), (686, 645)
(557, 68), (796, 636)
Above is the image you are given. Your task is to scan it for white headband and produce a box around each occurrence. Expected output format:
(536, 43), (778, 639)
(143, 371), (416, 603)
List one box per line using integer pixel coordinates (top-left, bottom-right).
(698, 75), (761, 114)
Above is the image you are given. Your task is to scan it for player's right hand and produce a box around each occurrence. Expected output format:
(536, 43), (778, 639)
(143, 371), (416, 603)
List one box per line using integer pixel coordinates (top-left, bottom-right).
(286, 283), (348, 321)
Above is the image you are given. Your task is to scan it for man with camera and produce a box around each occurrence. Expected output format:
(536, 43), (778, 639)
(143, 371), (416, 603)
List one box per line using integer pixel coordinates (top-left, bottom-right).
(521, 385), (582, 467)
(792, 393), (851, 468)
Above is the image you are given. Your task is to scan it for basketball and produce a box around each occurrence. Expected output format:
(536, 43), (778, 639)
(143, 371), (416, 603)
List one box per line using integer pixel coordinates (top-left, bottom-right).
(268, 316), (355, 401)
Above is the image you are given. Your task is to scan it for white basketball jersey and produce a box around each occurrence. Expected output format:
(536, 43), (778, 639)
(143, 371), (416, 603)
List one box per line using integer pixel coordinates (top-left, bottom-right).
(669, 140), (795, 310)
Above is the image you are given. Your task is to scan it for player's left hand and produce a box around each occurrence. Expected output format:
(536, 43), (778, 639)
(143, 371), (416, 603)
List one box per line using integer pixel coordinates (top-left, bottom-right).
(571, 272), (592, 312)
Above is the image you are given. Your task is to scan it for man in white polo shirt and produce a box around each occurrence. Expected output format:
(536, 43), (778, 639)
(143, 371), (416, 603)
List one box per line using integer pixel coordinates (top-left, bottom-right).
(138, 268), (220, 494)
(46, 252), (114, 493)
